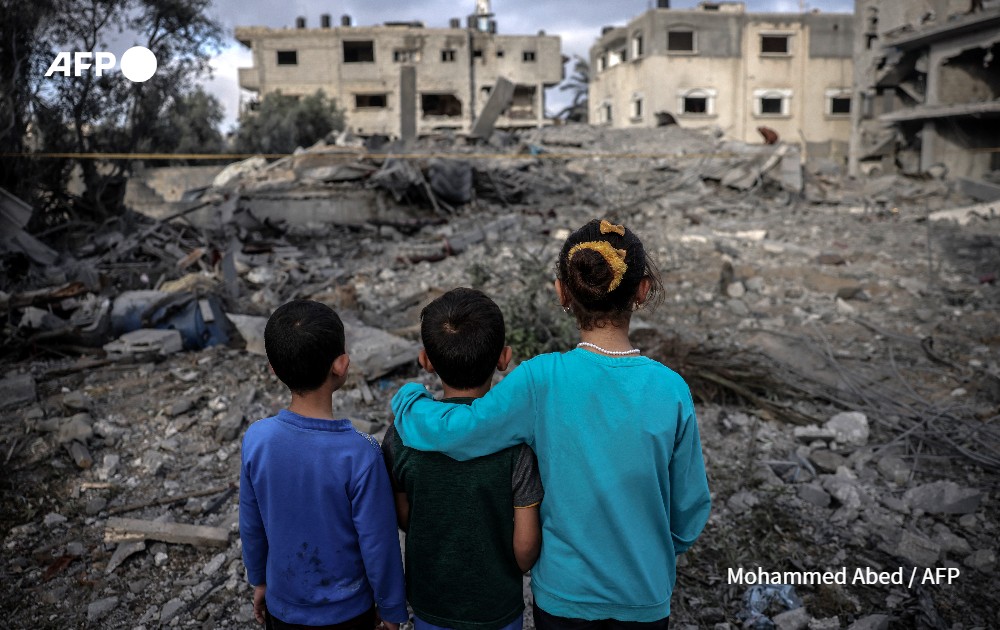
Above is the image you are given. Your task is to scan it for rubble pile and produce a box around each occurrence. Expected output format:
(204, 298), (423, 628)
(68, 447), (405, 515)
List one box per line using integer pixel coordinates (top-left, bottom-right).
(1, 124), (998, 628)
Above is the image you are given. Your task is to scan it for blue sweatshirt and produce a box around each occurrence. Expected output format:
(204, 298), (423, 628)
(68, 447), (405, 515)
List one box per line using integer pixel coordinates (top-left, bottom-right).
(239, 410), (407, 625)
(392, 349), (711, 622)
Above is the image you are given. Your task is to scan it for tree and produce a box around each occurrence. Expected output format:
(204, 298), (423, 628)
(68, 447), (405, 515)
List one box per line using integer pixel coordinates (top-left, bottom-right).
(234, 90), (346, 155)
(1, 0), (223, 220)
(152, 86), (225, 157)
(553, 55), (590, 123)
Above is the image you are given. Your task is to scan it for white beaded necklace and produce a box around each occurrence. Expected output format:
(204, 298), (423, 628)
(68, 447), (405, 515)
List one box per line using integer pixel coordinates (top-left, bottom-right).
(576, 342), (640, 356)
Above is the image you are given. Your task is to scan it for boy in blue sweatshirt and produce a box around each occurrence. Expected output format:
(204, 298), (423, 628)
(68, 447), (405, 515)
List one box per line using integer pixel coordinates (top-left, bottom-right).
(239, 299), (407, 629)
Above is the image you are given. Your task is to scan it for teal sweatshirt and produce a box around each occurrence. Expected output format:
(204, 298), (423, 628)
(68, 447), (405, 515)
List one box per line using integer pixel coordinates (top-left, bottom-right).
(391, 349), (711, 622)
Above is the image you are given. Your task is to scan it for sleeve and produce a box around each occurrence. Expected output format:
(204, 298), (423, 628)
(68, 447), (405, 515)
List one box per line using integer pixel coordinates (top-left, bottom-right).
(390, 362), (537, 460)
(380, 425), (403, 493)
(350, 454), (408, 623)
(669, 393), (712, 554)
(512, 445), (544, 508)
(239, 441), (268, 586)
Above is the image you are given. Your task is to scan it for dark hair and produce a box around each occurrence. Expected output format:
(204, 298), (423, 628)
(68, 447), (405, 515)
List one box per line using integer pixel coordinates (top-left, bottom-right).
(557, 219), (663, 330)
(264, 299), (346, 394)
(420, 288), (505, 390)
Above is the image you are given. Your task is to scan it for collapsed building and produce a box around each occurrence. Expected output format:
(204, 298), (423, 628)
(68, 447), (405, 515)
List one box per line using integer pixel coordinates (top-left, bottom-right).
(848, 0), (1000, 196)
(588, 1), (854, 161)
(235, 1), (562, 139)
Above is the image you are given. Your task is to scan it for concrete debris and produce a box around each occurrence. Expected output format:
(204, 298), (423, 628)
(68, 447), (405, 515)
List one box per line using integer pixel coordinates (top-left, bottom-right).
(773, 606), (810, 630)
(845, 614), (889, 630)
(103, 328), (183, 356)
(903, 481), (983, 515)
(2, 120), (999, 628)
(0, 373), (36, 410)
(87, 596), (119, 622)
(824, 411), (870, 446)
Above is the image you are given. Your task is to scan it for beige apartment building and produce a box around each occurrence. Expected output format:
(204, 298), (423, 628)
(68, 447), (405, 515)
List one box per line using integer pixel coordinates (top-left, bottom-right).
(589, 1), (854, 158)
(848, 0), (1000, 190)
(235, 3), (562, 139)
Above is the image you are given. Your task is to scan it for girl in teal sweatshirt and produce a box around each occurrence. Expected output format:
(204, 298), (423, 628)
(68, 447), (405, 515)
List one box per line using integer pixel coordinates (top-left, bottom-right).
(392, 219), (711, 628)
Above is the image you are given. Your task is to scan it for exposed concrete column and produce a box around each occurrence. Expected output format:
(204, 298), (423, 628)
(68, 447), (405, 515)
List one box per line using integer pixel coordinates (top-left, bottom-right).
(537, 81), (544, 127)
(400, 65), (417, 143)
(921, 120), (938, 173)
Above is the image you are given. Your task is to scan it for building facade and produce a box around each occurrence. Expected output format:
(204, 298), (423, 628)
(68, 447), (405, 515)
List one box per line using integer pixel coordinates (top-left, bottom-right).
(589, 1), (854, 158)
(848, 0), (1000, 184)
(236, 5), (562, 138)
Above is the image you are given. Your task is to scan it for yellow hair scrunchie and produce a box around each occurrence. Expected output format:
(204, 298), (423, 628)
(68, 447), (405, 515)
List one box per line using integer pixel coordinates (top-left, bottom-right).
(567, 241), (629, 292)
(599, 220), (625, 236)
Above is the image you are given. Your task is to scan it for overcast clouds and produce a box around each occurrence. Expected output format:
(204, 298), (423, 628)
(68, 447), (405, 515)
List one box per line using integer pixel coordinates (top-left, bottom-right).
(199, 0), (854, 131)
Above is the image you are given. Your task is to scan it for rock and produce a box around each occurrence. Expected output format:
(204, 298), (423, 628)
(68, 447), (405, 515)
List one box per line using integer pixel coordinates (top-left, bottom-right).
(727, 491), (759, 514)
(903, 481), (982, 515)
(774, 606), (810, 630)
(876, 455), (909, 484)
(43, 512), (67, 527)
(821, 477), (862, 510)
(0, 373), (37, 410)
(203, 552), (227, 576)
(933, 524), (972, 556)
(87, 596), (118, 622)
(797, 483), (832, 508)
(61, 390), (91, 411)
(825, 411), (869, 446)
(726, 281), (746, 298)
(745, 276), (765, 293)
(215, 409), (245, 443)
(97, 453), (120, 481)
(65, 541), (85, 556)
(808, 617), (840, 630)
(809, 449), (846, 473)
(835, 285), (864, 300)
(835, 297), (856, 315)
(963, 549), (996, 573)
(727, 299), (750, 316)
(793, 425), (836, 442)
(700, 607), (725, 624)
(57, 413), (94, 444)
(106, 539), (146, 574)
(66, 441), (93, 469)
(847, 616), (889, 630)
(895, 530), (940, 567)
(84, 497), (107, 515)
(168, 398), (194, 417)
(160, 597), (186, 624)
(815, 253), (846, 265)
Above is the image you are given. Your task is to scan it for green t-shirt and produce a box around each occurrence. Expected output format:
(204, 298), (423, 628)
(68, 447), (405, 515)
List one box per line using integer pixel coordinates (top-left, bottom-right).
(383, 398), (543, 630)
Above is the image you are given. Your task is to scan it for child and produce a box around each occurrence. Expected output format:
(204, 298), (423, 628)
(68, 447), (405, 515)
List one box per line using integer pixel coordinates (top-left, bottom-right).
(391, 220), (711, 629)
(239, 299), (407, 629)
(382, 287), (543, 630)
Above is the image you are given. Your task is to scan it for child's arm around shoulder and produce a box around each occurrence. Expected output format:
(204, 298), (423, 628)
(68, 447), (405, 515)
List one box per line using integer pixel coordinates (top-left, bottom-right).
(391, 360), (538, 459)
(512, 444), (544, 572)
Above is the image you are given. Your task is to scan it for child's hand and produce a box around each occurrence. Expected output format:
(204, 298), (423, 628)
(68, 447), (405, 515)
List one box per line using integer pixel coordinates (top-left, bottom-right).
(252, 584), (266, 624)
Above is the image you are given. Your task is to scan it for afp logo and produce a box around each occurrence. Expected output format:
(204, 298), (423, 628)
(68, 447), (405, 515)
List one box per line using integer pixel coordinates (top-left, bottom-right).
(45, 46), (158, 82)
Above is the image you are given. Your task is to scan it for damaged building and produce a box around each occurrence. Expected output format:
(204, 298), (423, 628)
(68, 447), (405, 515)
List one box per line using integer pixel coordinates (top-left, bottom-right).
(848, 0), (1000, 194)
(235, 1), (562, 139)
(588, 1), (854, 159)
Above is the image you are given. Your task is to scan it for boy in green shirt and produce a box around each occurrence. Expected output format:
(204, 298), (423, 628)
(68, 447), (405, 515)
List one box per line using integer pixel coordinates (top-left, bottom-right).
(383, 287), (543, 630)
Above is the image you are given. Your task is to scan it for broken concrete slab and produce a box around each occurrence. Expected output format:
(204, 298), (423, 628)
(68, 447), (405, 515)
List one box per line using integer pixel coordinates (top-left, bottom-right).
(825, 411), (870, 446)
(225, 313), (267, 356)
(104, 517), (229, 548)
(342, 317), (419, 381)
(105, 539), (146, 574)
(894, 530), (940, 567)
(903, 481), (982, 515)
(927, 201), (999, 226)
(103, 328), (183, 356)
(0, 373), (36, 411)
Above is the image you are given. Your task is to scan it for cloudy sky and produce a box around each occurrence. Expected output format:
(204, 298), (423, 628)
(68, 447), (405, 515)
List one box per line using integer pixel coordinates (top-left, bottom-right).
(201, 0), (854, 131)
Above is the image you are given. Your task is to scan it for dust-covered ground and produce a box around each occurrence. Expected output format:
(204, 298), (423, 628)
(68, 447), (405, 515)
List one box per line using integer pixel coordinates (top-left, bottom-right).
(2, 125), (998, 629)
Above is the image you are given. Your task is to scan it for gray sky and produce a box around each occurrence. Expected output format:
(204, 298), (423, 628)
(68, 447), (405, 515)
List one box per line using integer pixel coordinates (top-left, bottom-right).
(200, 0), (854, 131)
